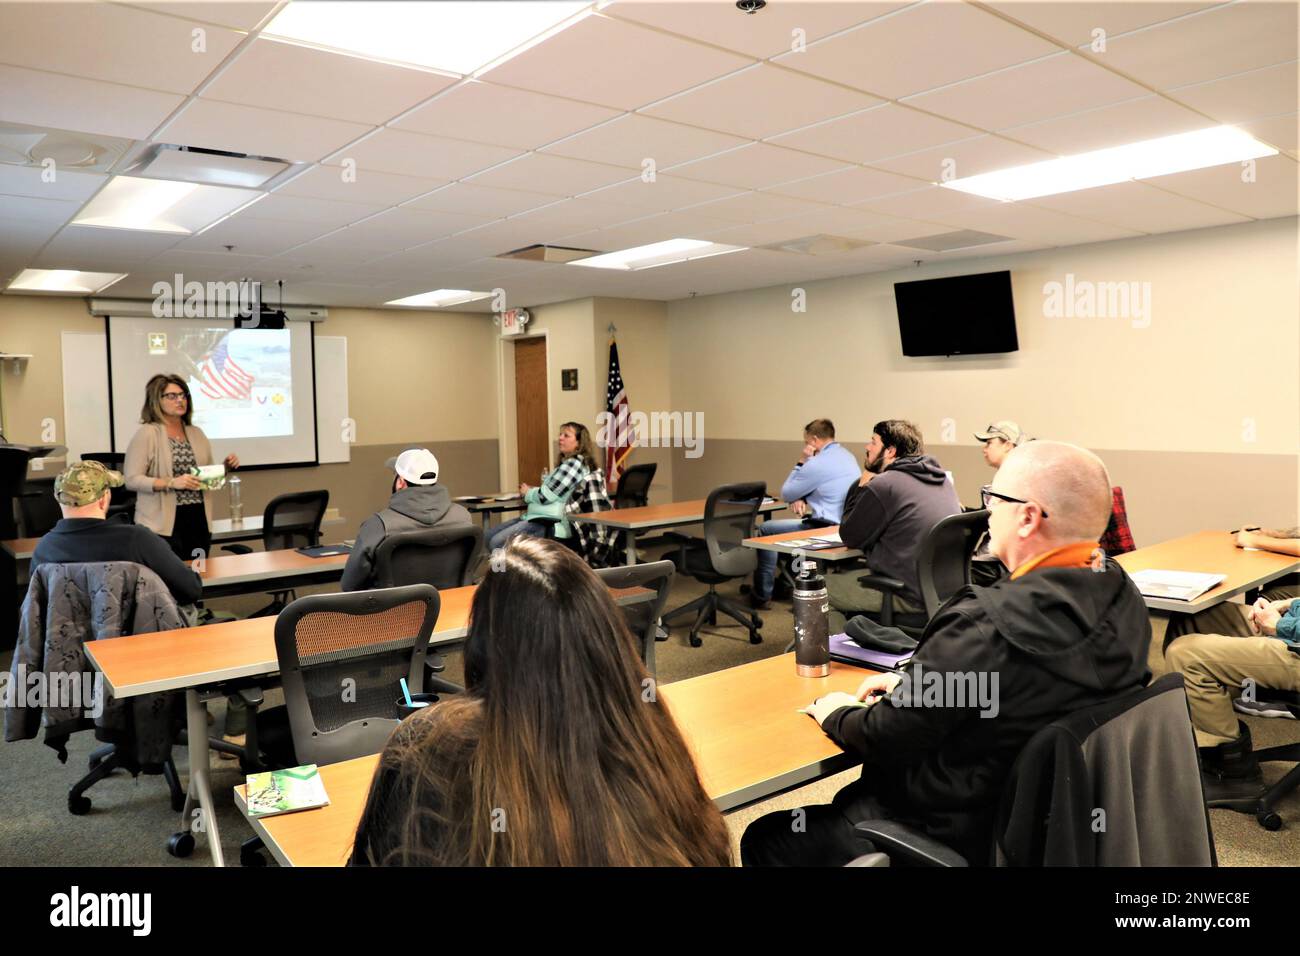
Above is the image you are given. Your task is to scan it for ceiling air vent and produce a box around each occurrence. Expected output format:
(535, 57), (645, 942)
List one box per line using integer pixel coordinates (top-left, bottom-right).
(0, 122), (131, 173)
(126, 144), (293, 189)
(497, 244), (599, 263)
(762, 234), (876, 256)
(894, 230), (1012, 252)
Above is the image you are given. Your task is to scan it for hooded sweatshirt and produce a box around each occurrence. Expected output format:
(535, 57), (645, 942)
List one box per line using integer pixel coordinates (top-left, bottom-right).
(822, 557), (1152, 863)
(341, 483), (472, 592)
(839, 454), (961, 605)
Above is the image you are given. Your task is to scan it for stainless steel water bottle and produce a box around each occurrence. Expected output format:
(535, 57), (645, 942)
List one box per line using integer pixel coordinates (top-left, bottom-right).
(793, 558), (830, 677)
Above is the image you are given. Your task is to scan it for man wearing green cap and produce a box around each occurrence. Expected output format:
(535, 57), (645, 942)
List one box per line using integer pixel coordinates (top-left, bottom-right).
(32, 460), (202, 605)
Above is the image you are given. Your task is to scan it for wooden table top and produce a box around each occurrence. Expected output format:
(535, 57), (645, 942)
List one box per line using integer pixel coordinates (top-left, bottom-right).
(196, 547), (350, 588)
(572, 497), (784, 530)
(1, 537), (39, 560)
(1115, 530), (1300, 613)
(236, 652), (870, 866)
(742, 524), (862, 563)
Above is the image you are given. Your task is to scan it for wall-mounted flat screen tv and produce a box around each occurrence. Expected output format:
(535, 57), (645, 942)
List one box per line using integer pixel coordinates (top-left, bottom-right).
(894, 270), (1018, 356)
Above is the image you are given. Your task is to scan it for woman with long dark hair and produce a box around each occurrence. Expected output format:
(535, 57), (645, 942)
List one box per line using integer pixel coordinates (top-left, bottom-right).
(352, 536), (731, 866)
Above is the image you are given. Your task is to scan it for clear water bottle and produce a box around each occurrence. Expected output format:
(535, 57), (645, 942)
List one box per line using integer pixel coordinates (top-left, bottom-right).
(793, 558), (830, 677)
(228, 473), (243, 525)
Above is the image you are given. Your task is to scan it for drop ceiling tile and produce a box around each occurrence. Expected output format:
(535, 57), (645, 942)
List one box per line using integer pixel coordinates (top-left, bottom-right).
(201, 38), (459, 125)
(769, 104), (977, 164)
(667, 142), (850, 189)
(0, 165), (106, 202)
(931, 201), (1147, 244)
(239, 193), (383, 226)
(277, 165), (449, 205)
(404, 182), (556, 218)
(686, 191), (829, 223)
(122, 1), (280, 31)
(327, 128), (521, 179)
(0, 193), (81, 224)
(478, 13), (754, 111)
(773, 1), (1060, 99)
(559, 209), (739, 248)
(0, 218), (66, 257)
(462, 152), (634, 196)
(857, 185), (1007, 223)
(984, 1), (1220, 48)
(1028, 181), (1253, 232)
(1096, 0), (1298, 90)
(393, 80), (620, 148)
(542, 114), (748, 170)
(763, 165), (928, 204)
(836, 212), (963, 245)
(603, 0), (906, 59)
(1141, 154), (1300, 219)
(149, 248), (266, 276)
(36, 225), (184, 264)
(1241, 112), (1299, 154)
(337, 207), (498, 247)
(0, 2), (243, 95)
(698, 208), (896, 247)
(281, 230), (412, 264)
(0, 64), (185, 140)
(902, 52), (1150, 131)
(641, 63), (882, 140)
(163, 100), (374, 164)
(1003, 95), (1212, 154)
(503, 198), (644, 236)
(175, 216), (339, 256)
(582, 174), (744, 211)
(1165, 60), (1299, 124)
(872, 135), (1054, 180)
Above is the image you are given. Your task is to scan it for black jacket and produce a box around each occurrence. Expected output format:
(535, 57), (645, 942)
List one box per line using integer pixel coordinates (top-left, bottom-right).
(31, 516), (202, 604)
(341, 483), (472, 592)
(839, 455), (961, 605)
(822, 557), (1152, 863)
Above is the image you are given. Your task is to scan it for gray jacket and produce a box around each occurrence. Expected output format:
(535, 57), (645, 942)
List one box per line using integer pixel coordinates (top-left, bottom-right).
(5, 562), (185, 766)
(341, 483), (473, 592)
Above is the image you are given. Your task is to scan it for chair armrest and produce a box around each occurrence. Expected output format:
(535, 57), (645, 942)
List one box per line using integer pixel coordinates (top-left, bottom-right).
(237, 686), (264, 708)
(221, 543), (253, 555)
(853, 820), (968, 867)
(856, 573), (907, 594)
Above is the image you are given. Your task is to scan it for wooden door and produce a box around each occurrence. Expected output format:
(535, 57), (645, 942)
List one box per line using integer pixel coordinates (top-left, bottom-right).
(513, 337), (550, 486)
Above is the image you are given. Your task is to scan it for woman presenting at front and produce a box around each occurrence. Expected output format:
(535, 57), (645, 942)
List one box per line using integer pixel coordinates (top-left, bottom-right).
(124, 373), (239, 562)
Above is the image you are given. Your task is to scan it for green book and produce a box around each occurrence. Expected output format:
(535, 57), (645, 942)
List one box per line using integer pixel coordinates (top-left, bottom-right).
(245, 764), (331, 818)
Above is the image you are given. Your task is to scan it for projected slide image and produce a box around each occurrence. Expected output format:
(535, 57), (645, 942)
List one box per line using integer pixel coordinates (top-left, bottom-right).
(171, 328), (294, 439)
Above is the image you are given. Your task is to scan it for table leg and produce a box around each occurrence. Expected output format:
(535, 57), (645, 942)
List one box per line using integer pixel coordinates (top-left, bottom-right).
(184, 689), (225, 867)
(625, 530), (638, 566)
(480, 511), (492, 533)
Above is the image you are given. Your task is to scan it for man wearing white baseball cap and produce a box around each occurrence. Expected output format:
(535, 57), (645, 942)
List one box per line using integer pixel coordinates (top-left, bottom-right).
(340, 448), (472, 591)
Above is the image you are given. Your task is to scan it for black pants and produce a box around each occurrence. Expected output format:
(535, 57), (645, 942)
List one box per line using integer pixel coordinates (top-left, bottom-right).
(740, 784), (893, 867)
(166, 503), (212, 562)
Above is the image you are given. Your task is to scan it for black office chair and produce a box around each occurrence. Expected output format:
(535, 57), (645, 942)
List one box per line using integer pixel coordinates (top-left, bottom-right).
(16, 478), (61, 537)
(595, 560), (675, 677)
(848, 674), (1216, 867)
(222, 489), (330, 616)
(852, 509), (989, 638)
(613, 463), (656, 509)
(241, 584), (441, 866)
(82, 452), (136, 522)
(531, 515), (584, 554)
(372, 524), (483, 694)
(662, 481), (766, 648)
(1205, 688), (1300, 830)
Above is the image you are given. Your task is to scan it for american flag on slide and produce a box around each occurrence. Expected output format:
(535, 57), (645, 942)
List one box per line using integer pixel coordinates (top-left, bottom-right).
(197, 334), (255, 400)
(604, 337), (635, 490)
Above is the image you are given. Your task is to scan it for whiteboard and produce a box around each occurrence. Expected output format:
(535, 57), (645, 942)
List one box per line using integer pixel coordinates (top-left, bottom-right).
(315, 335), (350, 464)
(61, 331), (111, 461)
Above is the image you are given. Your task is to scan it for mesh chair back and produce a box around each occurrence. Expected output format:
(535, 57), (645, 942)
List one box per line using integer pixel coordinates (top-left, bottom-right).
(614, 463), (657, 509)
(595, 560), (674, 673)
(275, 585), (440, 766)
(917, 509), (990, 617)
(263, 490), (329, 551)
(703, 481), (766, 578)
(372, 525), (483, 589)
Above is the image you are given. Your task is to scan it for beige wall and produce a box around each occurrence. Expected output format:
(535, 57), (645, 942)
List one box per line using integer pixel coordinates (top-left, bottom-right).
(667, 218), (1300, 544)
(0, 295), (101, 446)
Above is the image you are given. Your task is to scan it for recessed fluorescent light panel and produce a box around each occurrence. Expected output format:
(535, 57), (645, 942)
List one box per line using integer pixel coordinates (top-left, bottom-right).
(385, 289), (493, 308)
(72, 176), (263, 234)
(569, 238), (748, 271)
(262, 1), (590, 75)
(941, 126), (1278, 202)
(5, 269), (127, 294)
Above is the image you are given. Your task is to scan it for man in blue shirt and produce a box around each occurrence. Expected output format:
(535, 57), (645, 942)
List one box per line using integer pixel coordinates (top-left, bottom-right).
(748, 419), (861, 609)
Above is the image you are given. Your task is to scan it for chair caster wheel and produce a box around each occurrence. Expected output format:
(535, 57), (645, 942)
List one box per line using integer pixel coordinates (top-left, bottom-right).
(689, 633), (702, 648)
(240, 846), (267, 867)
(167, 832), (196, 858)
(68, 794), (92, 815)
(749, 631), (763, 644)
(171, 792), (187, 812)
(1257, 810), (1283, 831)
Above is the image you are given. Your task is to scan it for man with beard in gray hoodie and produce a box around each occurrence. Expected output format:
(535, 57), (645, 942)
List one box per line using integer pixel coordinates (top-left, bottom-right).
(340, 448), (473, 592)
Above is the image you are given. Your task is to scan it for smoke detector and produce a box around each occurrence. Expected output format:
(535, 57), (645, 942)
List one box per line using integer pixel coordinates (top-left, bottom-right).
(0, 122), (131, 172)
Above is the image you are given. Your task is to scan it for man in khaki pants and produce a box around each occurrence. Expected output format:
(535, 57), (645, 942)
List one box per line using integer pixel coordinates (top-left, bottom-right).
(1164, 527), (1300, 803)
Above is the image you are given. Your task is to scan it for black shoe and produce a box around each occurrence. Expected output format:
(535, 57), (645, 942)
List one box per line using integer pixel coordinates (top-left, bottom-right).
(1199, 721), (1265, 806)
(1201, 769), (1266, 805)
(748, 592), (772, 611)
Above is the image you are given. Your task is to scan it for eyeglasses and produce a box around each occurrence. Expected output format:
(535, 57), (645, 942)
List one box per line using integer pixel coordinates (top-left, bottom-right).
(981, 484), (1049, 518)
(161, 392), (188, 401)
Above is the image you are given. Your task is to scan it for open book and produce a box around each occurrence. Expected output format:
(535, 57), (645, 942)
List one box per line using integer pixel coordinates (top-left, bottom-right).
(245, 765), (331, 818)
(1129, 569), (1226, 602)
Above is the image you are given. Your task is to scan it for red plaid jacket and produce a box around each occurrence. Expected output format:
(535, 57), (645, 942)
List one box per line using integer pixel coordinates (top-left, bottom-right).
(1098, 486), (1135, 556)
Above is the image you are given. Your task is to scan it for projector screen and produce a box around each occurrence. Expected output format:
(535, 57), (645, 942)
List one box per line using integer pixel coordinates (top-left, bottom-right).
(108, 316), (317, 468)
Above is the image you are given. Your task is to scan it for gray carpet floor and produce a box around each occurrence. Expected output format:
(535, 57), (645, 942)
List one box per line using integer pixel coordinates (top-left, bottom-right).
(2, 547), (1297, 867)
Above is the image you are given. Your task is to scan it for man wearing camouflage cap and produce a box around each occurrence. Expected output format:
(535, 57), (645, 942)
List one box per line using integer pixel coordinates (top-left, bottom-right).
(32, 459), (202, 605)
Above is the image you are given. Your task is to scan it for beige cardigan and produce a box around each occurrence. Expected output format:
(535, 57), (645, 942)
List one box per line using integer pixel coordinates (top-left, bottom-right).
(124, 422), (216, 536)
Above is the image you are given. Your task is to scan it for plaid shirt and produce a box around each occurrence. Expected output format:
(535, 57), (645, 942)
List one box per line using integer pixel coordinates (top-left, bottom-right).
(524, 456), (590, 537)
(1098, 486), (1135, 556)
(565, 469), (625, 568)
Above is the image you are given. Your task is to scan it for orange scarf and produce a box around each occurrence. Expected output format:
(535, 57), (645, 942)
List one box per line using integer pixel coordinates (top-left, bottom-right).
(1009, 541), (1101, 581)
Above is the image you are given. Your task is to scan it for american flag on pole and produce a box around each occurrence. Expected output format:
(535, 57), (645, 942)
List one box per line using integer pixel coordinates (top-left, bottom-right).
(197, 334), (255, 400)
(604, 336), (635, 490)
